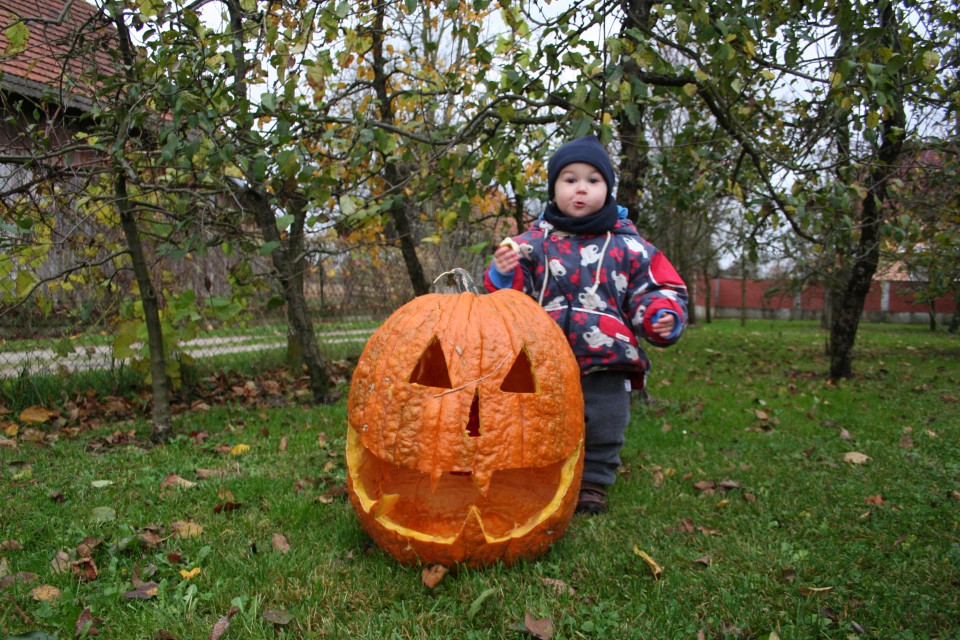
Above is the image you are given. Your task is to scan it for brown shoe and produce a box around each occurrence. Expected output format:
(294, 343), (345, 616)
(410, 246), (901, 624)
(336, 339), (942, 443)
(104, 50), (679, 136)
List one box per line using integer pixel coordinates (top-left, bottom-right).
(576, 482), (607, 515)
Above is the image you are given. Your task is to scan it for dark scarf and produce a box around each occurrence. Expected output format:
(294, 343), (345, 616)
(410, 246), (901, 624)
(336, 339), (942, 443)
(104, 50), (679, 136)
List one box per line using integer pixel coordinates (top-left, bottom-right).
(542, 199), (619, 235)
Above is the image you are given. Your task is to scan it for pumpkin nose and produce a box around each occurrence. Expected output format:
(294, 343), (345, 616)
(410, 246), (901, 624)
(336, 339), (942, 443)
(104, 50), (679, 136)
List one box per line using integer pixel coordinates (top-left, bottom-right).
(466, 392), (481, 438)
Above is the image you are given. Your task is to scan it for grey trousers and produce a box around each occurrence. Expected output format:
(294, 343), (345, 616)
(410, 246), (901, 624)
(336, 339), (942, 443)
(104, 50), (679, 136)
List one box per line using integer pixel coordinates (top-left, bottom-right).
(581, 371), (632, 486)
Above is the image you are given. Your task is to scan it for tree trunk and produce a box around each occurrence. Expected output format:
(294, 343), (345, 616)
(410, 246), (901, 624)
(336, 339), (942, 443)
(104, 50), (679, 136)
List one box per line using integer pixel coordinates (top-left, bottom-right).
(740, 258), (748, 328)
(616, 0), (655, 224)
(828, 2), (905, 380)
(115, 175), (172, 441)
(685, 270), (697, 326)
(248, 191), (333, 403)
(372, 2), (430, 296)
(703, 269), (712, 324)
(109, 6), (171, 441)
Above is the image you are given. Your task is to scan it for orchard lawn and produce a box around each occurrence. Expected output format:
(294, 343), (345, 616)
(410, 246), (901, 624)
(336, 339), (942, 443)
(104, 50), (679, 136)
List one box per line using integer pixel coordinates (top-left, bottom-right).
(1, 320), (958, 640)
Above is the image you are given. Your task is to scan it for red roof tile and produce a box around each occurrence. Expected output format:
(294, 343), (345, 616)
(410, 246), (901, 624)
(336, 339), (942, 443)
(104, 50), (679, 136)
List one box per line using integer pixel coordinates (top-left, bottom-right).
(0, 0), (116, 110)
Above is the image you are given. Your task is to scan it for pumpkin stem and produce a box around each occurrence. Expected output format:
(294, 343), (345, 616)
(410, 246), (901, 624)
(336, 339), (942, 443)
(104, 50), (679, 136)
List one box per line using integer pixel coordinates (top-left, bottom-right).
(432, 268), (480, 295)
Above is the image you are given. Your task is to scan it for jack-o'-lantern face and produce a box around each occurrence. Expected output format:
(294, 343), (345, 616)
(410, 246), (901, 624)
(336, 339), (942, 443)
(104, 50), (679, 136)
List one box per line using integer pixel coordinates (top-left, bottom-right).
(346, 287), (584, 567)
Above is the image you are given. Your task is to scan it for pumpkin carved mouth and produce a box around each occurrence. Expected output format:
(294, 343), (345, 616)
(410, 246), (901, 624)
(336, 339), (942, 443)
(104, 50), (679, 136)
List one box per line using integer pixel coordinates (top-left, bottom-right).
(347, 427), (582, 543)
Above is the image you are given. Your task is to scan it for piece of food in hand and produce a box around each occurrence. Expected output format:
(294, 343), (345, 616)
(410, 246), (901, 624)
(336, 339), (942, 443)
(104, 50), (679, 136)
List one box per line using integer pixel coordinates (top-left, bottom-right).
(499, 237), (520, 252)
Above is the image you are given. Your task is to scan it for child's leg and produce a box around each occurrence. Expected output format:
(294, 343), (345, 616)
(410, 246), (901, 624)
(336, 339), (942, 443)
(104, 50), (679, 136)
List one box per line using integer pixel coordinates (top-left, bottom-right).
(581, 371), (631, 486)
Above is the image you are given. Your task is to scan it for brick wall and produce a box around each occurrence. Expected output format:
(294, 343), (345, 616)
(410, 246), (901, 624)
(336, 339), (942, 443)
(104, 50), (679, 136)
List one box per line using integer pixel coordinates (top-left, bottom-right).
(694, 277), (956, 324)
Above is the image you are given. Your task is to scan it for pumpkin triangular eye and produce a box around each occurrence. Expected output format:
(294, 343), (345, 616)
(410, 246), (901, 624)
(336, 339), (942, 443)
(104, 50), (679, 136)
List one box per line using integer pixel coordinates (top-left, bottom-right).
(499, 347), (537, 394)
(409, 337), (452, 388)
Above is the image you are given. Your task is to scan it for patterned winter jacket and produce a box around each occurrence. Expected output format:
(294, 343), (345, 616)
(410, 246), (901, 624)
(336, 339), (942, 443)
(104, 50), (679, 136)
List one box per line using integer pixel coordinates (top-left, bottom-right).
(484, 215), (688, 388)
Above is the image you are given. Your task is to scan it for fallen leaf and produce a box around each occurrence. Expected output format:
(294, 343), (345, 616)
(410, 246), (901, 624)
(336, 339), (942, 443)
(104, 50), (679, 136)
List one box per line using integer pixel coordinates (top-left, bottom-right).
(77, 536), (103, 558)
(652, 469), (665, 487)
(213, 501), (242, 514)
(160, 474), (197, 492)
(522, 612), (555, 640)
(123, 581), (159, 600)
(754, 409), (770, 421)
(839, 428), (852, 440)
(31, 584), (62, 601)
(171, 521), (204, 539)
(51, 550), (73, 574)
(421, 564), (448, 589)
(541, 577), (575, 596)
(195, 468), (229, 480)
(1, 539), (23, 551)
(278, 437), (288, 452)
(843, 452), (871, 465)
(90, 480), (114, 489)
(179, 567), (201, 580)
(0, 571), (36, 590)
(262, 609), (294, 625)
(229, 443), (251, 456)
(91, 506), (116, 523)
(799, 585), (834, 596)
(633, 546), (663, 579)
(76, 606), (102, 637)
(864, 494), (885, 506)
(209, 606), (239, 640)
(693, 555), (711, 567)
(19, 406), (56, 424)
(272, 533), (291, 554)
(72, 557), (99, 581)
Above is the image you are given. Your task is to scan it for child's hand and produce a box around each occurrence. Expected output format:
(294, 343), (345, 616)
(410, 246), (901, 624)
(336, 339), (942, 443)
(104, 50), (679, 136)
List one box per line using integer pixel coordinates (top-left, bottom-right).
(652, 312), (676, 339)
(493, 241), (520, 274)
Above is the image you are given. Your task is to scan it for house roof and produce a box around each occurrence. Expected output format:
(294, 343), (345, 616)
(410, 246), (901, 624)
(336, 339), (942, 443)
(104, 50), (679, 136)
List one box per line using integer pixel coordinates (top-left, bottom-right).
(0, 0), (115, 111)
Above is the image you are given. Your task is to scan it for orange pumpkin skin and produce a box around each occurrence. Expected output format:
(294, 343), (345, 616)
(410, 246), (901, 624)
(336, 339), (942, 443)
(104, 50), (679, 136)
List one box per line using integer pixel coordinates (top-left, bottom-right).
(346, 287), (584, 568)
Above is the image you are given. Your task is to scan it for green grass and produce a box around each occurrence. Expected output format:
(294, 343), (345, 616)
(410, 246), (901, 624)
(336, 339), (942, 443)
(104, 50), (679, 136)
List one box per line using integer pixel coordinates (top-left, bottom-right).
(1, 320), (958, 639)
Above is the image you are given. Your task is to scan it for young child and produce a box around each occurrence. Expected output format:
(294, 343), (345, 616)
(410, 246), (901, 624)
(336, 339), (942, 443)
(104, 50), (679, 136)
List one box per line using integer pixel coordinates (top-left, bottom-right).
(485, 134), (688, 514)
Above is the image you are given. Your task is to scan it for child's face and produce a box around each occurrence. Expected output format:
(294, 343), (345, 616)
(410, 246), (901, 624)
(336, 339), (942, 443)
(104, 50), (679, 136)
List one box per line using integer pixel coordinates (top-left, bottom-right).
(553, 162), (608, 218)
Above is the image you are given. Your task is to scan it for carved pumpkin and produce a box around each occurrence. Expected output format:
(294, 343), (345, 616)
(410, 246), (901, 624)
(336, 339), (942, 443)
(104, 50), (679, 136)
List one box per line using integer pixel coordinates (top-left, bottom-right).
(346, 278), (584, 567)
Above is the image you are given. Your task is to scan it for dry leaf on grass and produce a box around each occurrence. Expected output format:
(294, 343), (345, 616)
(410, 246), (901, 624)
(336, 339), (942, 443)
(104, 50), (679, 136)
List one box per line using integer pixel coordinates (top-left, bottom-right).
(31, 584), (62, 601)
(72, 557), (99, 581)
(76, 606), (103, 637)
(421, 564), (448, 589)
(171, 521), (204, 539)
(523, 613), (555, 639)
(160, 474), (197, 492)
(541, 578), (575, 596)
(209, 606), (239, 640)
(843, 452), (871, 464)
(19, 406), (56, 424)
(272, 533), (291, 554)
(633, 546), (663, 579)
(51, 550), (73, 574)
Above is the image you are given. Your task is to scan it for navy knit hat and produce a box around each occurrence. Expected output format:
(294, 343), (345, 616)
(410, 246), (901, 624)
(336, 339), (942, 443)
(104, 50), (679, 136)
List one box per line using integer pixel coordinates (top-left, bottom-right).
(547, 134), (616, 202)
